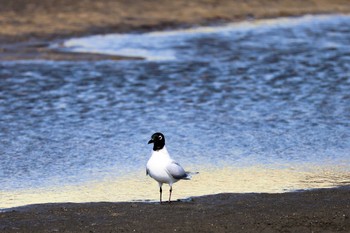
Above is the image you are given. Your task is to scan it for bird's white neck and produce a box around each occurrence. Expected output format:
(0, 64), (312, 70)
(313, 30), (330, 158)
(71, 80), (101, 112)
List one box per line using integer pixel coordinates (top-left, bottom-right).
(151, 146), (171, 159)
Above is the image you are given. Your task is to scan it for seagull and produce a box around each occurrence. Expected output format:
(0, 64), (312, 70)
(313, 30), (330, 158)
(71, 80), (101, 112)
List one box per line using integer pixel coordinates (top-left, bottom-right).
(146, 132), (194, 203)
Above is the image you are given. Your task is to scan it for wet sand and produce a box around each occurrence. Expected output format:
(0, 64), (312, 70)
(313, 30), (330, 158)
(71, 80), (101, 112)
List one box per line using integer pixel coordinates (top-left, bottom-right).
(1, 187), (349, 232)
(1, 0), (350, 60)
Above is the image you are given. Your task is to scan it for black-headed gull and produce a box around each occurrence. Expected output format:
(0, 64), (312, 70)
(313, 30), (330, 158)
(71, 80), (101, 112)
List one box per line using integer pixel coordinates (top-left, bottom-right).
(146, 132), (194, 203)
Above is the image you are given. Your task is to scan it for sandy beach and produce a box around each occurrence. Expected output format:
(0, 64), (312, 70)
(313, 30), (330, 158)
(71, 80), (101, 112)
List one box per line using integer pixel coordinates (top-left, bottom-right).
(1, 0), (350, 232)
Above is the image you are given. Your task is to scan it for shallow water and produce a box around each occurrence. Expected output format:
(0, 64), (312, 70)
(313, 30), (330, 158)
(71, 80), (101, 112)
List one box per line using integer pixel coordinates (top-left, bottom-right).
(1, 15), (350, 208)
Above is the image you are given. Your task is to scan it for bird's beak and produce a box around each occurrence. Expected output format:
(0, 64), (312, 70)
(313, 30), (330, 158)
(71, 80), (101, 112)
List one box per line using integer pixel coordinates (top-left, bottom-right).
(148, 139), (154, 144)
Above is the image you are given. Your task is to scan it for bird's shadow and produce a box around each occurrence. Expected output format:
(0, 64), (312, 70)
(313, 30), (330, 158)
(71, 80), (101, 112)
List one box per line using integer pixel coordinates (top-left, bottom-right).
(158, 197), (194, 205)
(133, 197), (194, 205)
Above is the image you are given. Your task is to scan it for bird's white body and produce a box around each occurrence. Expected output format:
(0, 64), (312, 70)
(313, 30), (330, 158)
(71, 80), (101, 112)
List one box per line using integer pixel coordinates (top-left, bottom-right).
(146, 146), (178, 185)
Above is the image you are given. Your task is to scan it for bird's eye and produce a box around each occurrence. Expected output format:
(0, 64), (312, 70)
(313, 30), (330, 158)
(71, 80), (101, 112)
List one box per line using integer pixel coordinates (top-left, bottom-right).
(158, 135), (162, 140)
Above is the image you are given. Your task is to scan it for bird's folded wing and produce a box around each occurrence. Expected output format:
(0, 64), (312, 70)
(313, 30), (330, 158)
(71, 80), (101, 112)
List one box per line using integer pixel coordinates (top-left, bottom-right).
(166, 161), (187, 179)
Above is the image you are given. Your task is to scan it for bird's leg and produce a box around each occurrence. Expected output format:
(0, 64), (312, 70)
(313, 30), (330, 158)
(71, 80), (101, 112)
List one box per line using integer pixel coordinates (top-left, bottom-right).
(169, 186), (172, 203)
(159, 186), (163, 203)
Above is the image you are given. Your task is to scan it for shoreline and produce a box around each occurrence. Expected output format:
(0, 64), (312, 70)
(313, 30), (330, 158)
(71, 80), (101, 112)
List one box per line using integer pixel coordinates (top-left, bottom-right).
(1, 0), (350, 60)
(1, 186), (349, 232)
(1, 13), (348, 61)
(2, 164), (349, 211)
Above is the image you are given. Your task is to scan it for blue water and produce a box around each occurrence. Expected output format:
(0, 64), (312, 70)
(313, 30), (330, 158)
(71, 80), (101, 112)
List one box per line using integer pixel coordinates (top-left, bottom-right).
(1, 15), (350, 196)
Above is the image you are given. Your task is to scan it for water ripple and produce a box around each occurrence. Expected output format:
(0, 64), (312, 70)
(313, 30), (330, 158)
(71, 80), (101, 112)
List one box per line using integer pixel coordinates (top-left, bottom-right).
(0, 15), (349, 203)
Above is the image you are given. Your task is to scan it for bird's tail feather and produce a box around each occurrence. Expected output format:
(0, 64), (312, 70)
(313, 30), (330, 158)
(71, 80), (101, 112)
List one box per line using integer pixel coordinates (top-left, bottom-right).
(184, 171), (199, 180)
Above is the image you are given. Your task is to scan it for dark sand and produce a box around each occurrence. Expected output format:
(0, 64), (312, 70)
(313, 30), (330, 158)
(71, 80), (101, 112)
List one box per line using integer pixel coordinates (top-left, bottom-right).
(1, 1), (350, 232)
(1, 0), (350, 60)
(1, 187), (349, 233)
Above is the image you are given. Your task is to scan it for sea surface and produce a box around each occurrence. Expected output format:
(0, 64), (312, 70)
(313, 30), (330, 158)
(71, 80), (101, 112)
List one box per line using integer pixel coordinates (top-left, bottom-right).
(1, 15), (350, 209)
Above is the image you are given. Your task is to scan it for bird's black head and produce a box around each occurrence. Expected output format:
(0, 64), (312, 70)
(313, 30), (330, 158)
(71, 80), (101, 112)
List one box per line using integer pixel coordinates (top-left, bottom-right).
(148, 132), (165, 151)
